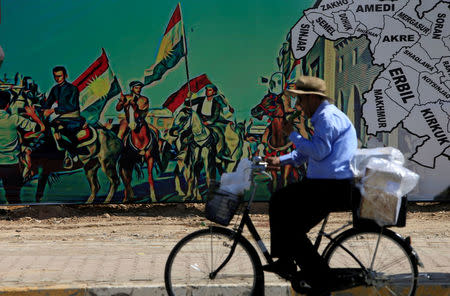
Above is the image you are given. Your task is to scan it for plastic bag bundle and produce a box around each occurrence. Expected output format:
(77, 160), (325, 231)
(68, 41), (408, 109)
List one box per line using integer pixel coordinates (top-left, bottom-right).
(351, 147), (405, 178)
(219, 158), (252, 196)
(353, 149), (419, 226)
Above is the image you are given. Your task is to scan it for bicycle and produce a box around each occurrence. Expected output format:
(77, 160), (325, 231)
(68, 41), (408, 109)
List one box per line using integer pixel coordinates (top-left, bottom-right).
(164, 157), (422, 296)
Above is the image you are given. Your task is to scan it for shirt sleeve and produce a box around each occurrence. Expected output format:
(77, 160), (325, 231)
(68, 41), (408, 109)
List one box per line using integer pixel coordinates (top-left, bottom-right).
(42, 87), (56, 109)
(288, 117), (334, 161)
(13, 114), (37, 132)
(279, 149), (308, 166)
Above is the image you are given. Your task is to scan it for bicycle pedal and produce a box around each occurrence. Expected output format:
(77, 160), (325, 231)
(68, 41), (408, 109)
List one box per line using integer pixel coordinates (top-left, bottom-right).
(291, 280), (312, 294)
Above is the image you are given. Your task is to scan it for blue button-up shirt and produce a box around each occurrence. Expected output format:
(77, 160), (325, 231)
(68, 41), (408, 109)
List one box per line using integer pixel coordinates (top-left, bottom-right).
(280, 101), (357, 179)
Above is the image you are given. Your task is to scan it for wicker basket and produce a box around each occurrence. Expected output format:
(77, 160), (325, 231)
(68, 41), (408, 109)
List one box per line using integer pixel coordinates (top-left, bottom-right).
(205, 181), (243, 226)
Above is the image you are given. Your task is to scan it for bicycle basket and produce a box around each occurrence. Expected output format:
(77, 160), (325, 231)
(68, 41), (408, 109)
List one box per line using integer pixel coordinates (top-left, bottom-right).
(353, 192), (408, 228)
(205, 181), (243, 226)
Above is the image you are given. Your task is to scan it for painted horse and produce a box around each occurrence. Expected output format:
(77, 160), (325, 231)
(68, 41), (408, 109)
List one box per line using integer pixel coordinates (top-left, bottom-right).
(221, 119), (246, 173)
(119, 109), (161, 203)
(251, 91), (309, 191)
(168, 107), (219, 200)
(164, 107), (193, 198)
(28, 116), (122, 204)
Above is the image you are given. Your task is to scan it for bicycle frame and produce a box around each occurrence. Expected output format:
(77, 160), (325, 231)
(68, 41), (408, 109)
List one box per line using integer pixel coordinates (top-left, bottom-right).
(209, 163), (379, 279)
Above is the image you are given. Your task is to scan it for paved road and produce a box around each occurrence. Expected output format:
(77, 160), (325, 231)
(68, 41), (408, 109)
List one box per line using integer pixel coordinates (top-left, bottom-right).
(0, 235), (448, 295)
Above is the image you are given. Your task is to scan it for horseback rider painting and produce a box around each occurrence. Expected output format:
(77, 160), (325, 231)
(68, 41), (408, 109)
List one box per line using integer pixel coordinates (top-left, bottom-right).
(190, 84), (234, 126)
(189, 84), (236, 164)
(116, 80), (159, 140)
(116, 81), (161, 203)
(42, 66), (87, 169)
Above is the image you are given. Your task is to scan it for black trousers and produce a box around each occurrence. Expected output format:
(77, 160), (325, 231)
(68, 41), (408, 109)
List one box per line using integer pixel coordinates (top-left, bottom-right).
(269, 178), (353, 279)
(0, 163), (23, 204)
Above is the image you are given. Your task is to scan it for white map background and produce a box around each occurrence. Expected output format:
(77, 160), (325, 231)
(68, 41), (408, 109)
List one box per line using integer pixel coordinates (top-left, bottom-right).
(290, 0), (450, 200)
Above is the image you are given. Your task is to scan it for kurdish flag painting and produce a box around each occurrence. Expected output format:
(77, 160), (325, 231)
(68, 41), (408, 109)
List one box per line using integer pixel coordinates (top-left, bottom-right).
(73, 49), (121, 124)
(144, 3), (186, 86)
(163, 74), (212, 112)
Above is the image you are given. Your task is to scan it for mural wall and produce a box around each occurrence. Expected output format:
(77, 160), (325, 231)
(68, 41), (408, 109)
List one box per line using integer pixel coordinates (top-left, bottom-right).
(0, 0), (448, 204)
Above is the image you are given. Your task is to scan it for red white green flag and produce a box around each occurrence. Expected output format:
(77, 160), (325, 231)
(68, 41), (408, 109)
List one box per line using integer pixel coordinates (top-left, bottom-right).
(144, 3), (186, 86)
(73, 49), (121, 123)
(163, 74), (211, 112)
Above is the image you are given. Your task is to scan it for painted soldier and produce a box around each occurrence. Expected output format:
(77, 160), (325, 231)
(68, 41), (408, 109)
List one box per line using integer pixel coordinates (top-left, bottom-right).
(42, 66), (86, 169)
(0, 91), (44, 203)
(116, 80), (158, 140)
(189, 84), (234, 126)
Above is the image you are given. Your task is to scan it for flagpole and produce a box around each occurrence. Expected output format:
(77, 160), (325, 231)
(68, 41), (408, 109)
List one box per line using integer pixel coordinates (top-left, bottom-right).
(180, 3), (192, 107)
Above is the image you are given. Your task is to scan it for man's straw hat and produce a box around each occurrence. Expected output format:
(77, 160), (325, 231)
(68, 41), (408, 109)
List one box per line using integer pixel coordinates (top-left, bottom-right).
(284, 76), (332, 102)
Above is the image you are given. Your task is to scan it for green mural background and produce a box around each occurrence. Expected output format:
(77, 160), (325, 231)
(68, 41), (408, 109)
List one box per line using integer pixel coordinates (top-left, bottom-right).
(0, 0), (312, 121)
(0, 0), (315, 204)
(2, 0), (448, 204)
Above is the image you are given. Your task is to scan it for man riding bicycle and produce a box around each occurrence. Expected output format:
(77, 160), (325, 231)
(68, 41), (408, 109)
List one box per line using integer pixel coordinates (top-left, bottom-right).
(263, 76), (357, 296)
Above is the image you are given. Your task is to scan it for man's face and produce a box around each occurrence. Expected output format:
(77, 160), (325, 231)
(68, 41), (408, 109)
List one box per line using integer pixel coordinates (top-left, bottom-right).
(296, 94), (311, 117)
(132, 85), (142, 95)
(206, 88), (215, 97)
(53, 70), (66, 84)
(295, 95), (305, 109)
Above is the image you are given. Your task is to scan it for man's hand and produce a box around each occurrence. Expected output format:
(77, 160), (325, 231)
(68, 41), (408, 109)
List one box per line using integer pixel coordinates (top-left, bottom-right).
(26, 106), (45, 132)
(24, 106), (37, 118)
(118, 92), (126, 104)
(266, 156), (281, 171)
(43, 109), (54, 117)
(281, 120), (294, 137)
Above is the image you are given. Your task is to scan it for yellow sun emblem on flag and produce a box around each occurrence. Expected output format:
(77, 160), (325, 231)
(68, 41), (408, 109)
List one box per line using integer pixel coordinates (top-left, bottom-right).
(156, 25), (182, 64)
(156, 38), (175, 63)
(87, 76), (109, 98)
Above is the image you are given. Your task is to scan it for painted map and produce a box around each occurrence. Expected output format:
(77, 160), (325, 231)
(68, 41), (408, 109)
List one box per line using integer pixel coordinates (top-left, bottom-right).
(290, 0), (450, 169)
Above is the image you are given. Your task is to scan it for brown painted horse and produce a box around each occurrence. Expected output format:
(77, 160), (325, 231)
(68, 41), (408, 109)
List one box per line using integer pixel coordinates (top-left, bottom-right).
(28, 120), (122, 204)
(251, 91), (308, 191)
(119, 114), (161, 203)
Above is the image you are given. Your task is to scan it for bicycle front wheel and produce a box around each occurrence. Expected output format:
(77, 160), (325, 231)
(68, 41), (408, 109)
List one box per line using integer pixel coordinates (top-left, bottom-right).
(323, 228), (418, 296)
(164, 226), (264, 296)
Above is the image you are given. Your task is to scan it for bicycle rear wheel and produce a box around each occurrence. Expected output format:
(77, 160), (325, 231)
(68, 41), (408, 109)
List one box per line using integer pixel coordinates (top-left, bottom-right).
(323, 228), (418, 296)
(164, 226), (264, 296)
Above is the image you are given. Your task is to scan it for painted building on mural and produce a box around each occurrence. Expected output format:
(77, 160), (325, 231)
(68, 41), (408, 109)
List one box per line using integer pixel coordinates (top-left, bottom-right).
(333, 36), (387, 147)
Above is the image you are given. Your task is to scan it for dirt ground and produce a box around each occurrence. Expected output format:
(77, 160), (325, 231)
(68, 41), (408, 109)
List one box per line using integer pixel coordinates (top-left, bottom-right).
(0, 202), (448, 242)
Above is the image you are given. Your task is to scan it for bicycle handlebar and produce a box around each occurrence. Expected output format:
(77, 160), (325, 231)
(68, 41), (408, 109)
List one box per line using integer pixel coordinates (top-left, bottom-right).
(251, 156), (268, 171)
(250, 156), (272, 181)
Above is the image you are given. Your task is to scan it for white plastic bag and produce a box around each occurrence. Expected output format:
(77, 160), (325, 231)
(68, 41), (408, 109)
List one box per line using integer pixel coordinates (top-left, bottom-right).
(358, 158), (419, 226)
(351, 147), (405, 178)
(219, 158), (252, 196)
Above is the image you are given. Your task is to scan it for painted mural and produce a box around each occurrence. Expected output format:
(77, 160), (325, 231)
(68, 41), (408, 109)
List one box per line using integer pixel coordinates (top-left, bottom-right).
(0, 0), (449, 204)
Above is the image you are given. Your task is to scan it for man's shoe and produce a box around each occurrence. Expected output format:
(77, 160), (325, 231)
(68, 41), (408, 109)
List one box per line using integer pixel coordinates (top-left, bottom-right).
(306, 272), (340, 296)
(291, 271), (313, 294)
(262, 259), (297, 280)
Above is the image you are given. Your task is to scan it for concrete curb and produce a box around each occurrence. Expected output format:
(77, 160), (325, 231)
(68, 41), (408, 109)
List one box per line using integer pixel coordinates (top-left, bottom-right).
(0, 284), (293, 296)
(0, 279), (448, 296)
